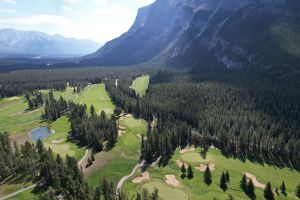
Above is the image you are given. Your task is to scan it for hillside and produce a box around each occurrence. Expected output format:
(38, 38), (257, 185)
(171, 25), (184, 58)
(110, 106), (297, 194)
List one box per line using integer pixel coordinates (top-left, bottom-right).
(82, 0), (300, 72)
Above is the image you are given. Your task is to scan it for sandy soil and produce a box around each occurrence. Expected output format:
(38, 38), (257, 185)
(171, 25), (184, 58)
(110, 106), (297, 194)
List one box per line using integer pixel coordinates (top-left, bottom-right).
(245, 172), (266, 189)
(196, 163), (215, 172)
(179, 146), (195, 154)
(51, 138), (64, 144)
(132, 171), (150, 183)
(119, 125), (127, 130)
(165, 175), (179, 187)
(176, 160), (188, 169)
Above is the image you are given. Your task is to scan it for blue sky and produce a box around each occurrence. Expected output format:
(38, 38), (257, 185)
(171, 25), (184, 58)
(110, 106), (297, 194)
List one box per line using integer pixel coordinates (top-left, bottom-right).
(0, 0), (155, 43)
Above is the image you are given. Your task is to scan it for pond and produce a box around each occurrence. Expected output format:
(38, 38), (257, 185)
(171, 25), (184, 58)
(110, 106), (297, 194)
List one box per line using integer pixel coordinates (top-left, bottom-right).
(29, 127), (53, 142)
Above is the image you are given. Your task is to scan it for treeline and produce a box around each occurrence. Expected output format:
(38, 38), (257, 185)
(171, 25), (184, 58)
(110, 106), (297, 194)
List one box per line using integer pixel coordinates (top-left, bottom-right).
(106, 71), (300, 168)
(25, 91), (44, 110)
(43, 91), (68, 120)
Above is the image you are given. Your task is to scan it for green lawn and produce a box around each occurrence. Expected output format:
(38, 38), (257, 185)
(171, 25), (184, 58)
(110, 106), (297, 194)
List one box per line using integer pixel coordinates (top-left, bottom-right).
(0, 97), (44, 136)
(44, 116), (85, 160)
(130, 75), (150, 96)
(5, 188), (37, 200)
(123, 148), (300, 200)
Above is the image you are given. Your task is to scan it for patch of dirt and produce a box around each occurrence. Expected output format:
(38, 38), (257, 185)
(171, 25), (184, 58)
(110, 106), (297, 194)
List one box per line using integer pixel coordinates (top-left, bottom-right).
(179, 146), (195, 154)
(245, 172), (266, 189)
(82, 151), (118, 176)
(176, 160), (188, 169)
(165, 175), (179, 187)
(119, 125), (127, 130)
(11, 132), (29, 145)
(51, 139), (64, 144)
(9, 107), (42, 116)
(133, 171), (150, 183)
(196, 163), (215, 172)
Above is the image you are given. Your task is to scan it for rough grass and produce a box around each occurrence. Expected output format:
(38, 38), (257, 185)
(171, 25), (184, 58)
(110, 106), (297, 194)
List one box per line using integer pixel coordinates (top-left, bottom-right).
(123, 148), (300, 200)
(5, 188), (37, 200)
(130, 75), (150, 96)
(142, 181), (188, 200)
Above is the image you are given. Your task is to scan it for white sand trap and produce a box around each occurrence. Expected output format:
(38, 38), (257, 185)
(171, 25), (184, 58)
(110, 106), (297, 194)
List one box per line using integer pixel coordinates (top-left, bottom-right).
(119, 125), (126, 130)
(133, 171), (150, 183)
(165, 175), (179, 187)
(7, 96), (20, 100)
(245, 172), (266, 189)
(179, 146), (195, 154)
(51, 138), (64, 144)
(176, 160), (188, 169)
(196, 163), (215, 172)
(118, 130), (122, 136)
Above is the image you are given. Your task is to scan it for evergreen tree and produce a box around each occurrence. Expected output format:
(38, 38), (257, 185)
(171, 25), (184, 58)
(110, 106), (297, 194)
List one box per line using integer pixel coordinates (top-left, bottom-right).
(181, 164), (186, 178)
(204, 166), (212, 185)
(264, 182), (274, 200)
(280, 181), (286, 194)
(225, 171), (230, 183)
(94, 186), (102, 200)
(240, 174), (247, 191)
(247, 179), (255, 197)
(90, 105), (96, 116)
(135, 193), (141, 200)
(227, 194), (234, 200)
(187, 164), (194, 179)
(295, 183), (300, 198)
(220, 172), (227, 191)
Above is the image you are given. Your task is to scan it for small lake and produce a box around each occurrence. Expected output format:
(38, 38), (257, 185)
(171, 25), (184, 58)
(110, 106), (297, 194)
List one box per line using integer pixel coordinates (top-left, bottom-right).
(29, 127), (53, 142)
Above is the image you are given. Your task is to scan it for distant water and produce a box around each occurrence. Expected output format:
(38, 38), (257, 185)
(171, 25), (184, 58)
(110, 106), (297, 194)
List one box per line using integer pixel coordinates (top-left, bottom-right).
(29, 127), (52, 142)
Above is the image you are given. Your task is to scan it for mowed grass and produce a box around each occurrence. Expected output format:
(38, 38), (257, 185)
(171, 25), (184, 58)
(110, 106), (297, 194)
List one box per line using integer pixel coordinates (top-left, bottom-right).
(143, 181), (188, 200)
(44, 116), (85, 160)
(130, 75), (150, 96)
(0, 97), (44, 136)
(0, 182), (33, 198)
(123, 148), (300, 200)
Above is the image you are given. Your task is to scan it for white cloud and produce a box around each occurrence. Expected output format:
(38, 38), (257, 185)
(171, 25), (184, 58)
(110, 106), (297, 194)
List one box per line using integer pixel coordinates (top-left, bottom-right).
(2, 0), (17, 4)
(61, 6), (73, 12)
(93, 5), (129, 16)
(91, 0), (107, 4)
(0, 8), (16, 14)
(12, 15), (74, 27)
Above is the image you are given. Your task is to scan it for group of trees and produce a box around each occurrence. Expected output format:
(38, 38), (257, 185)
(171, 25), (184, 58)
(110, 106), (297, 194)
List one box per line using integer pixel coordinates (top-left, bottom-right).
(180, 164), (193, 179)
(240, 174), (255, 198)
(69, 104), (118, 151)
(43, 92), (68, 120)
(25, 91), (44, 110)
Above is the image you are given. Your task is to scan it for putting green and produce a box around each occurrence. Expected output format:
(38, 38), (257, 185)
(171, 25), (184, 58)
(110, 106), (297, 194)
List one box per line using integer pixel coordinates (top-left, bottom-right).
(181, 152), (207, 163)
(142, 181), (188, 200)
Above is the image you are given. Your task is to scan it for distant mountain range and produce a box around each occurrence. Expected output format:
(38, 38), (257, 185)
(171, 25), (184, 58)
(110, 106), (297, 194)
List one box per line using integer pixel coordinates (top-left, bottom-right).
(0, 29), (100, 57)
(82, 0), (300, 71)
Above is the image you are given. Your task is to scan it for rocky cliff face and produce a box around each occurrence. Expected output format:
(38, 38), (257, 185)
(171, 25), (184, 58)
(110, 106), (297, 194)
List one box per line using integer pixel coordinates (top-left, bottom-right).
(82, 0), (300, 70)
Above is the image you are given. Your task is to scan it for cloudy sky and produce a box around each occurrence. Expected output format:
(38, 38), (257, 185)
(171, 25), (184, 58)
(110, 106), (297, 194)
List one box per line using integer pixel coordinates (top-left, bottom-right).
(0, 0), (155, 44)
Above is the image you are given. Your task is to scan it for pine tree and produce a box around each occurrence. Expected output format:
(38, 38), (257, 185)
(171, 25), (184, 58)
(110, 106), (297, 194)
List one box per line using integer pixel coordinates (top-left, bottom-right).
(187, 164), (194, 179)
(280, 181), (286, 194)
(240, 174), (247, 191)
(135, 193), (141, 200)
(226, 171), (230, 183)
(264, 182), (274, 200)
(90, 105), (95, 116)
(295, 183), (300, 198)
(220, 172), (227, 191)
(204, 166), (212, 185)
(181, 163), (186, 178)
(247, 179), (255, 197)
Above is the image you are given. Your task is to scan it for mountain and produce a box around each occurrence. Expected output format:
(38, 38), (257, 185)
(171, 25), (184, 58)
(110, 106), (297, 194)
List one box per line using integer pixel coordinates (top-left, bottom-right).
(82, 0), (300, 71)
(0, 29), (100, 57)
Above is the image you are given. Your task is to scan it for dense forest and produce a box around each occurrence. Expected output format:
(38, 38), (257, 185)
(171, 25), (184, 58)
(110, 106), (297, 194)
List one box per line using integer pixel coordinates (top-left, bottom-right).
(106, 70), (300, 169)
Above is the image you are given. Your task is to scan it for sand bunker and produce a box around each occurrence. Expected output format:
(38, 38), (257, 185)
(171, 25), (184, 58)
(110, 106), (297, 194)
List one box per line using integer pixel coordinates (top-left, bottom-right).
(133, 171), (150, 183)
(176, 160), (188, 169)
(245, 172), (266, 189)
(51, 138), (64, 144)
(165, 175), (179, 187)
(196, 163), (215, 172)
(119, 125), (126, 130)
(179, 146), (195, 154)
(10, 108), (41, 116)
(118, 130), (122, 136)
